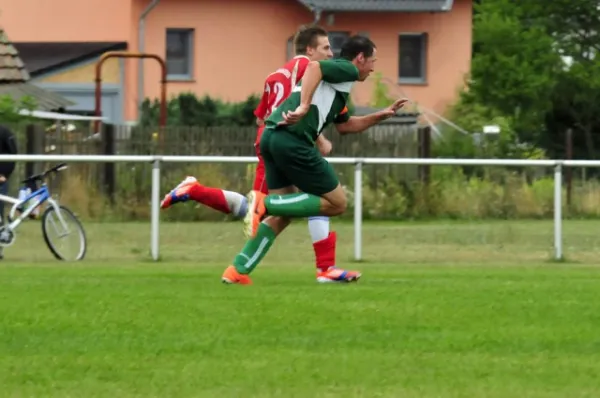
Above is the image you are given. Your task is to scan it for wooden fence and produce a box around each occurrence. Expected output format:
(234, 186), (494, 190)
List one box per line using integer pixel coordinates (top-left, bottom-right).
(5, 121), (430, 215)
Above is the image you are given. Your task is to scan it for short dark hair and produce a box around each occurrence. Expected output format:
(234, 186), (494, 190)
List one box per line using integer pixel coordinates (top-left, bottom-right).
(293, 24), (329, 55)
(340, 35), (376, 60)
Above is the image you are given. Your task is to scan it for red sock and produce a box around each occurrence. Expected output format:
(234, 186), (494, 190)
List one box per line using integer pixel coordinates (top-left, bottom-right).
(313, 232), (336, 272)
(188, 184), (231, 214)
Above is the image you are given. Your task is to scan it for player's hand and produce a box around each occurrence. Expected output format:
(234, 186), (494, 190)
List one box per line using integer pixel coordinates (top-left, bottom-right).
(390, 98), (409, 112)
(380, 98), (409, 119)
(278, 104), (310, 125)
(316, 136), (333, 156)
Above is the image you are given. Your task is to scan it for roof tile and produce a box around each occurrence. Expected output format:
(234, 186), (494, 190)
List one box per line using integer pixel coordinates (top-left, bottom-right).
(0, 29), (29, 83)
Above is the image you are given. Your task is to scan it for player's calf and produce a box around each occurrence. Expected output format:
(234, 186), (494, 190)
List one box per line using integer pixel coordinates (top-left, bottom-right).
(161, 176), (247, 217)
(310, 222), (336, 272)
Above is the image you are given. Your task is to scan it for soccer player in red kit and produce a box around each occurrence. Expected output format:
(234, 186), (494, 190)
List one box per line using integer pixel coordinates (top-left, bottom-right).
(160, 25), (361, 283)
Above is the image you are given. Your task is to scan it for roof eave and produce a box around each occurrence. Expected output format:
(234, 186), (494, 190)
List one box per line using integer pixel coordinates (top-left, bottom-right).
(296, 0), (455, 13)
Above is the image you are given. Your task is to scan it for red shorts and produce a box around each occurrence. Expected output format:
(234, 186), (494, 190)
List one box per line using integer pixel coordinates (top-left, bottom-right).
(253, 125), (268, 194)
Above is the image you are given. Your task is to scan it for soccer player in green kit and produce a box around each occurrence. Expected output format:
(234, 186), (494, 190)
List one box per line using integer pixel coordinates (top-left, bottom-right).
(221, 35), (408, 285)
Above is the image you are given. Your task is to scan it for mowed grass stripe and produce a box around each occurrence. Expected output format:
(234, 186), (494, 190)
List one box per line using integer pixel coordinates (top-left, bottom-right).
(0, 264), (599, 397)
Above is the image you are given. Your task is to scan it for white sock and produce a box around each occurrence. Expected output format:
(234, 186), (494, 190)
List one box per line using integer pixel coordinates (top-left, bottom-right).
(223, 190), (247, 218)
(308, 216), (330, 243)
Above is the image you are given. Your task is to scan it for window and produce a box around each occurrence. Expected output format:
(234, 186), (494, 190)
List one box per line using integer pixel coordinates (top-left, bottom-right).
(166, 28), (194, 79)
(398, 33), (427, 84)
(329, 31), (350, 58)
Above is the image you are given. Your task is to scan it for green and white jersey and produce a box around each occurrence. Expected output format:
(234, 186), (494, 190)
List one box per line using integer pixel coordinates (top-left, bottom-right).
(265, 58), (359, 144)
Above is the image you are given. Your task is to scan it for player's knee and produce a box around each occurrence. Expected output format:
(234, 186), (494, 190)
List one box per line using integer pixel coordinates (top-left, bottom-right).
(335, 198), (348, 215)
(321, 186), (347, 216)
(275, 217), (291, 230)
(327, 195), (347, 216)
(264, 216), (290, 236)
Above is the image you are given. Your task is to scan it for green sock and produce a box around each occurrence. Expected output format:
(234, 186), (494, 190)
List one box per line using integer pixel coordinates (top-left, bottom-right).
(264, 193), (322, 217)
(232, 223), (276, 274)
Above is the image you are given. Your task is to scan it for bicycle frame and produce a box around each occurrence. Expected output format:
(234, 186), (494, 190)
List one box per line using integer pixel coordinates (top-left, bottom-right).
(0, 184), (64, 231)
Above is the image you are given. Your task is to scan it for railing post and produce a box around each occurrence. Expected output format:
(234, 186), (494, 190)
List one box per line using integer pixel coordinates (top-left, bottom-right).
(151, 158), (161, 260)
(101, 124), (116, 204)
(554, 163), (563, 260)
(354, 161), (363, 261)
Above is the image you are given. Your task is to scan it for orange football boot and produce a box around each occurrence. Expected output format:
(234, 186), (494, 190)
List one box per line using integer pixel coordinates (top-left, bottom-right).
(221, 265), (253, 285)
(160, 176), (197, 209)
(316, 267), (362, 283)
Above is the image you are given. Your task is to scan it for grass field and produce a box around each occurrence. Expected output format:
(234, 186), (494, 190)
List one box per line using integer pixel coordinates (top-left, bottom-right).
(2, 220), (600, 397)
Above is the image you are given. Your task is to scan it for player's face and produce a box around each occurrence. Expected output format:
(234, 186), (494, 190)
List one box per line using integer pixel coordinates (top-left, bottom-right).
(356, 48), (377, 81)
(307, 36), (334, 61)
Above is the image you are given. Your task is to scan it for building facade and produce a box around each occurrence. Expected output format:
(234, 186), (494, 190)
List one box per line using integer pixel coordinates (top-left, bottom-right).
(2, 0), (471, 124)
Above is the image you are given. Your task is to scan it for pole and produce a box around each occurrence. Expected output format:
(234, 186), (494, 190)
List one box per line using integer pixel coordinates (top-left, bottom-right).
(554, 163), (563, 260)
(354, 161), (363, 261)
(151, 158), (161, 260)
(566, 128), (573, 207)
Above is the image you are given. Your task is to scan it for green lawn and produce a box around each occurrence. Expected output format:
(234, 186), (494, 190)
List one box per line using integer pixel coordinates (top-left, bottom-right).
(5, 218), (600, 264)
(1, 220), (600, 397)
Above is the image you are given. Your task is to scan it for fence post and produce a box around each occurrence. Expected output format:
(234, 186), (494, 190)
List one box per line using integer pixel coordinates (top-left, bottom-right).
(151, 158), (161, 260)
(101, 124), (116, 204)
(419, 126), (431, 185)
(565, 129), (573, 207)
(354, 161), (363, 261)
(554, 163), (563, 260)
(24, 124), (44, 191)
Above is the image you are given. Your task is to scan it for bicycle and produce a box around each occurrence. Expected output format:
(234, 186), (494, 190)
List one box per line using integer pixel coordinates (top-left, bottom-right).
(0, 163), (87, 261)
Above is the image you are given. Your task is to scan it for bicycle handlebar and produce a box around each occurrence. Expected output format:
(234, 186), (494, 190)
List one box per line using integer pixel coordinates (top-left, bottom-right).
(21, 163), (68, 184)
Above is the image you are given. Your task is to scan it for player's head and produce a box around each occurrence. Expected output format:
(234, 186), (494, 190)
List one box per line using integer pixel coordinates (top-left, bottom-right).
(293, 25), (333, 61)
(340, 35), (377, 81)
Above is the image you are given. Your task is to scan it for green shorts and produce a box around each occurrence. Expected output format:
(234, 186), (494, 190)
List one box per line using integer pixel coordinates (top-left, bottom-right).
(259, 127), (339, 196)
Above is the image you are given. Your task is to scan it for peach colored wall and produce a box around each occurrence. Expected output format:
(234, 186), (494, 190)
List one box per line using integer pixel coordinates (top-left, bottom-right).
(138, 0), (312, 122)
(122, 0), (146, 122)
(0, 0), (132, 41)
(332, 0), (472, 116)
(140, 0), (472, 120)
(1, 0), (471, 122)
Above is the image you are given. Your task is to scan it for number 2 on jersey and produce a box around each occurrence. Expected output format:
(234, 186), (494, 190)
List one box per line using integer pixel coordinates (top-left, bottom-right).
(265, 82), (285, 114)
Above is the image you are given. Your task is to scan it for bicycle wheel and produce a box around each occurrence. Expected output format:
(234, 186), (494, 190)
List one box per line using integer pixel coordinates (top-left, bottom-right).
(41, 205), (87, 261)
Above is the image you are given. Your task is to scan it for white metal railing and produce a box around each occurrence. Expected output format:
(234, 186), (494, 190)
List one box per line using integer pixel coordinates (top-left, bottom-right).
(0, 154), (597, 261)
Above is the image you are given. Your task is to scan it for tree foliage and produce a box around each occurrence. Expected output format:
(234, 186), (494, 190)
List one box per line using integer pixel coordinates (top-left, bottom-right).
(465, 0), (561, 141)
(369, 72), (395, 108)
(0, 94), (37, 124)
(449, 0), (600, 160)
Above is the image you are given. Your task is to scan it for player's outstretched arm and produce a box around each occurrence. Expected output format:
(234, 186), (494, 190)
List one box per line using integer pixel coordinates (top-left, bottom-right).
(336, 99), (409, 135)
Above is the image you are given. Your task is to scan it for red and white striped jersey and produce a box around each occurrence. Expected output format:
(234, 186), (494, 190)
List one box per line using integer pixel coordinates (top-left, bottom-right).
(253, 55), (310, 121)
